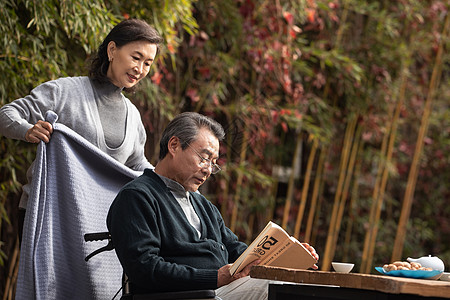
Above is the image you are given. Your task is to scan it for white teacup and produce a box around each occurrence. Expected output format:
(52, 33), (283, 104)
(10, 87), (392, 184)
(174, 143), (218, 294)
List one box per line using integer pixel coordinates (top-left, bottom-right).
(332, 262), (354, 273)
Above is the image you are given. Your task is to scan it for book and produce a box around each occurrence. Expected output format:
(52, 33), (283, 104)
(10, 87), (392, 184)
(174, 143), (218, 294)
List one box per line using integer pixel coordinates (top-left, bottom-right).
(229, 221), (317, 275)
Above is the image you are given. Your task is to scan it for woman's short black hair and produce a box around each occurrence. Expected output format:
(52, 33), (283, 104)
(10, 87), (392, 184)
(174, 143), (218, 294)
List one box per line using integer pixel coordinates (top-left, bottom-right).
(88, 19), (163, 92)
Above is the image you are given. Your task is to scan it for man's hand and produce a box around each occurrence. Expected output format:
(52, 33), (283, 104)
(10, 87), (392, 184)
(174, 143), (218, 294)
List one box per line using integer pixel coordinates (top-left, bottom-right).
(25, 120), (53, 143)
(217, 259), (261, 288)
(302, 242), (320, 269)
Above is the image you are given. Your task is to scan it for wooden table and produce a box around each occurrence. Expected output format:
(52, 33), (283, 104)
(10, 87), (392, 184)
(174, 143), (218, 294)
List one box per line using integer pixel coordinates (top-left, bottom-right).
(250, 266), (450, 299)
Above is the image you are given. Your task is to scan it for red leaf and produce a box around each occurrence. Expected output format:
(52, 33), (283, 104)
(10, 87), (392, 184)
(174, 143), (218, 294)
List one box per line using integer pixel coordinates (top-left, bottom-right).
(289, 29), (297, 39)
(283, 11), (294, 24)
(212, 94), (219, 105)
(198, 67), (210, 78)
(151, 71), (162, 85)
(167, 43), (176, 54)
(186, 88), (200, 103)
(271, 110), (279, 122)
(306, 8), (316, 23)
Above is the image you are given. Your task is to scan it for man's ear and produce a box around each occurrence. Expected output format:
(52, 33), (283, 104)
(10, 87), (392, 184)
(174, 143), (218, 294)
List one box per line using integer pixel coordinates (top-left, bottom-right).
(167, 136), (181, 157)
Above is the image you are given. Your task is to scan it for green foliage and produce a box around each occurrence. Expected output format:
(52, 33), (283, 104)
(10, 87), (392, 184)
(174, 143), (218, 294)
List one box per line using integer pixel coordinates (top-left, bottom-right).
(0, 0), (449, 295)
(0, 0), (118, 102)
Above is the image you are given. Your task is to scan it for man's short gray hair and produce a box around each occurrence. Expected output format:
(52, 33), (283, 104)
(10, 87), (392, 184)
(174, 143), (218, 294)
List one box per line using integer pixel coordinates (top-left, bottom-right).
(159, 112), (225, 160)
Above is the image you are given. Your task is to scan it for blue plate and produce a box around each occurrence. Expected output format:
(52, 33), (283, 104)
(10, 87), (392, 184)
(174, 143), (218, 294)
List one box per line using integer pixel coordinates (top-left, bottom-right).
(375, 267), (443, 279)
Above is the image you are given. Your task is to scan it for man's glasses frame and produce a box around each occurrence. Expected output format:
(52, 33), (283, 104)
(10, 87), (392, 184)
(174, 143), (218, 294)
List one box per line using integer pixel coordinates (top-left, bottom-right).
(185, 143), (221, 174)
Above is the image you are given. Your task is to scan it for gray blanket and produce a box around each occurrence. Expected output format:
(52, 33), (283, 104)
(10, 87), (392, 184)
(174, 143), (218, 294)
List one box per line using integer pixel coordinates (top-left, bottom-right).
(17, 111), (142, 299)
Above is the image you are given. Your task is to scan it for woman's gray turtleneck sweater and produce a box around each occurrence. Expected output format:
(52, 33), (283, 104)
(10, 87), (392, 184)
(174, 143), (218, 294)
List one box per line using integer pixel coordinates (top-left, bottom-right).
(0, 76), (153, 208)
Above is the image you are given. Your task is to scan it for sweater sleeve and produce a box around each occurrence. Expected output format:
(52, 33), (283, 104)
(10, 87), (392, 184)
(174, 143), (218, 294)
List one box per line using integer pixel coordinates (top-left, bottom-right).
(0, 80), (59, 140)
(107, 187), (218, 292)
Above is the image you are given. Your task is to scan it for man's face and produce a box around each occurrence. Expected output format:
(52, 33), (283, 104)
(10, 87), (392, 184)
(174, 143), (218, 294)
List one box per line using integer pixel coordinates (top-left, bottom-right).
(172, 128), (220, 192)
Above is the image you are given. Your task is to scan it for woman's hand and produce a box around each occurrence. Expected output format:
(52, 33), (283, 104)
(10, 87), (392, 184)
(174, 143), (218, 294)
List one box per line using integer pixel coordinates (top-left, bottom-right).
(217, 259), (261, 288)
(25, 120), (53, 143)
(302, 242), (320, 269)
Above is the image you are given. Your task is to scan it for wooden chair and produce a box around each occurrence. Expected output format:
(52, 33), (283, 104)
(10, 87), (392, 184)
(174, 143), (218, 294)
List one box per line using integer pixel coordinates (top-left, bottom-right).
(84, 232), (217, 300)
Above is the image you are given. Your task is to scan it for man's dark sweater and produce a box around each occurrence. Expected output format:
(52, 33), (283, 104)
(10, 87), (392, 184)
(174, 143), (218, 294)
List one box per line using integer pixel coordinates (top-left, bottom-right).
(107, 169), (247, 293)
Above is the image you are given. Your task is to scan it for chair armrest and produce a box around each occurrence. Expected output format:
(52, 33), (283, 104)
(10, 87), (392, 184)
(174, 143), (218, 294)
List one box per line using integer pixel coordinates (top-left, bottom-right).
(84, 232), (114, 261)
(132, 289), (216, 300)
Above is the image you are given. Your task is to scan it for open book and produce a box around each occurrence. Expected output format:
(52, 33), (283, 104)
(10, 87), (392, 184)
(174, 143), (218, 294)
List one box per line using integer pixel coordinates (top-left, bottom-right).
(230, 221), (317, 275)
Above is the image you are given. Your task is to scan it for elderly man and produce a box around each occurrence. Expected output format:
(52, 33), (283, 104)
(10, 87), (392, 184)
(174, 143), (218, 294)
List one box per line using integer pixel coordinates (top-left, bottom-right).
(107, 112), (318, 299)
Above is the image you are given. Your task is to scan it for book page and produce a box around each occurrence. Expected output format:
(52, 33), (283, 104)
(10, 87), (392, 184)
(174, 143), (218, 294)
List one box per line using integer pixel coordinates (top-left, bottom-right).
(262, 236), (295, 266)
(230, 221), (290, 275)
(265, 237), (317, 270)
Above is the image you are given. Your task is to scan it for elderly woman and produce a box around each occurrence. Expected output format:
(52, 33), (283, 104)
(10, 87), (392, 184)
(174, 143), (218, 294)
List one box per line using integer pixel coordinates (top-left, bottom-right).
(0, 19), (163, 239)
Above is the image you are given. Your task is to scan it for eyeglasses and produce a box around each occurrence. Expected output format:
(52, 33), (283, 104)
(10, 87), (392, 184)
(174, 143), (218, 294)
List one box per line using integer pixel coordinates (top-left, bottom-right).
(186, 143), (221, 174)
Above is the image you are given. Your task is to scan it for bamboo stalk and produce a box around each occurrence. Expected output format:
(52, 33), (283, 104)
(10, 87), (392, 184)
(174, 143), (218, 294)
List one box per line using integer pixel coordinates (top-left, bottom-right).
(294, 136), (318, 238)
(309, 0), (349, 252)
(335, 0), (350, 47)
(362, 55), (409, 272)
(360, 27), (416, 270)
(367, 86), (405, 271)
(359, 7), (395, 273)
(392, 13), (448, 261)
(304, 1), (348, 239)
(343, 145), (363, 261)
(230, 128), (249, 232)
(330, 121), (362, 258)
(318, 0), (351, 268)
(360, 105), (391, 272)
(321, 116), (356, 270)
(310, 147), (330, 246)
(3, 237), (19, 300)
(361, 59), (408, 272)
(304, 146), (327, 242)
(281, 130), (303, 229)
(310, 193), (323, 247)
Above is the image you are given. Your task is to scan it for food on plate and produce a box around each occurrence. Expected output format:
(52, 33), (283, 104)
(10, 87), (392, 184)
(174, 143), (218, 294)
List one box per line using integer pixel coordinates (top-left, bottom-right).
(382, 261), (433, 272)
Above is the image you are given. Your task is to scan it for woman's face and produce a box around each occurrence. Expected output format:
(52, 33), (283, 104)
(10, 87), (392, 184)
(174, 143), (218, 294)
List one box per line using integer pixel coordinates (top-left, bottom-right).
(107, 40), (157, 89)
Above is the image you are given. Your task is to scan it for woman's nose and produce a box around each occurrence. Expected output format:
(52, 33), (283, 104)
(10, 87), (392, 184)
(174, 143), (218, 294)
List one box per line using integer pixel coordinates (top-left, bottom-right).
(134, 63), (143, 73)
